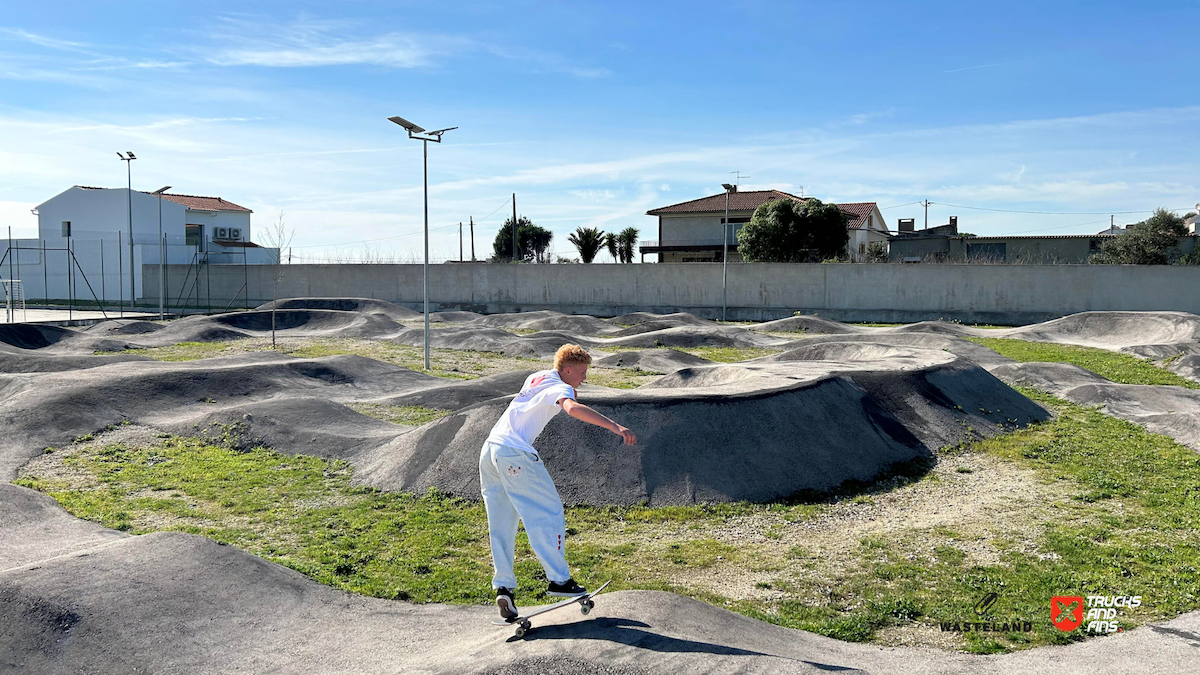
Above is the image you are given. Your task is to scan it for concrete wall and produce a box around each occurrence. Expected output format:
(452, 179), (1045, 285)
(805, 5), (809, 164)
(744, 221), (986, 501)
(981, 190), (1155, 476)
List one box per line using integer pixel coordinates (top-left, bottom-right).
(141, 261), (1200, 324)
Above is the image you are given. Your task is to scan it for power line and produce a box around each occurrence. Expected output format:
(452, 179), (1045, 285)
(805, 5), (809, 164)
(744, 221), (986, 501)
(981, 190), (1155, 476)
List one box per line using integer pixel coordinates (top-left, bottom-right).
(929, 202), (1182, 216)
(881, 201), (921, 210)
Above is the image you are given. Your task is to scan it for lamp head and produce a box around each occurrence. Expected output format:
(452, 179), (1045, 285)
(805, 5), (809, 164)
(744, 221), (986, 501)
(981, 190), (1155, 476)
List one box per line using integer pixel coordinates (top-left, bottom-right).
(153, 186), (171, 194)
(388, 116), (425, 133)
(721, 183), (735, 191)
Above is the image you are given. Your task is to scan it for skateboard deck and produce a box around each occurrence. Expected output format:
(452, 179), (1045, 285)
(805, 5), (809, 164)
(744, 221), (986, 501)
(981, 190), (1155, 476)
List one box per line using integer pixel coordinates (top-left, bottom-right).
(491, 580), (611, 638)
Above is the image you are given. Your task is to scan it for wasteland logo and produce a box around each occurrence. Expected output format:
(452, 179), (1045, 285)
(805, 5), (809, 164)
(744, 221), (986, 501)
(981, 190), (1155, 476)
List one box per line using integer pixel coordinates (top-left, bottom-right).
(939, 593), (1033, 634)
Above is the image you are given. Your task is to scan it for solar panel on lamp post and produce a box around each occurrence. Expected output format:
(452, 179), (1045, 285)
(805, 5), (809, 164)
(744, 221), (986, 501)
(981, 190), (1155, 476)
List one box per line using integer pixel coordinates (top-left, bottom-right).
(721, 183), (736, 322)
(118, 152), (137, 314)
(152, 186), (171, 320)
(388, 116), (457, 371)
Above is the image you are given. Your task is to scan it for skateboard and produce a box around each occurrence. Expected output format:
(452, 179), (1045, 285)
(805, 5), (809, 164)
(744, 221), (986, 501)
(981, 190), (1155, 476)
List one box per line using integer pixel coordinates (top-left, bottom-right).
(490, 580), (611, 638)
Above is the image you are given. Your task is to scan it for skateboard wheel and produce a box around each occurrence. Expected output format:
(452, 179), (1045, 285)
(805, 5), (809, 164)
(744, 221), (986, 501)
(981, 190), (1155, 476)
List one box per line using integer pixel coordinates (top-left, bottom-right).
(515, 620), (530, 638)
(580, 600), (593, 615)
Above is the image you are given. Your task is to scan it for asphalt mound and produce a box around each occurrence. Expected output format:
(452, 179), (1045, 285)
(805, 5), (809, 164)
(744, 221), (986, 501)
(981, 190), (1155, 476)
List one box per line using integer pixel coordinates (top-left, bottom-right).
(0, 483), (127, 570)
(990, 361), (1200, 451)
(257, 296), (422, 320)
(0, 343), (146, 373)
(1000, 311), (1200, 358)
(1166, 355), (1200, 384)
(430, 310), (485, 323)
(356, 352), (1047, 506)
(592, 348), (713, 373)
(751, 316), (864, 334)
(475, 311), (620, 336)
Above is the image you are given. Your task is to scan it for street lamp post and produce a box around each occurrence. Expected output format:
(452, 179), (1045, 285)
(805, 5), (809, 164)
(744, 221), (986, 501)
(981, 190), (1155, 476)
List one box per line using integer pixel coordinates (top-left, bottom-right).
(388, 116), (457, 371)
(152, 186), (171, 320)
(117, 152), (137, 314)
(721, 183), (736, 322)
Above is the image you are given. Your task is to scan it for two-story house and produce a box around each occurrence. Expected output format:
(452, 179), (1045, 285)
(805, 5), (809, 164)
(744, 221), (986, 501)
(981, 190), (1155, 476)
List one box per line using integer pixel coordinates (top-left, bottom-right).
(640, 189), (887, 262)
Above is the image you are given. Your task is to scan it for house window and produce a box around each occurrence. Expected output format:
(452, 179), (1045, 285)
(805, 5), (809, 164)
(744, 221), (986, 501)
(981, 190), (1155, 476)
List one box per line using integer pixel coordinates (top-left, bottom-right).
(859, 243), (866, 254)
(185, 225), (204, 249)
(61, 221), (71, 237)
(868, 214), (873, 229)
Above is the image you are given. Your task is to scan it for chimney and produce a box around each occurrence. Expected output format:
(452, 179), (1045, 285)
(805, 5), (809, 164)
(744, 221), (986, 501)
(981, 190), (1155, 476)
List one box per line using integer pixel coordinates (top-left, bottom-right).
(898, 218), (915, 233)
(949, 216), (958, 227)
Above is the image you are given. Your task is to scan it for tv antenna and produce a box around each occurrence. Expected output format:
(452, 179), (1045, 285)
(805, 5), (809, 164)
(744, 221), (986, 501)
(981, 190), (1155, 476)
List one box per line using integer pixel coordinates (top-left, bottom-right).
(729, 171), (750, 187)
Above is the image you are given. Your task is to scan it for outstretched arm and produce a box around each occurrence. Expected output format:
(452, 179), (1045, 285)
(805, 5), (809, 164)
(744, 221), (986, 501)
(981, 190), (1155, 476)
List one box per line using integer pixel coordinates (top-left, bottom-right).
(560, 399), (637, 446)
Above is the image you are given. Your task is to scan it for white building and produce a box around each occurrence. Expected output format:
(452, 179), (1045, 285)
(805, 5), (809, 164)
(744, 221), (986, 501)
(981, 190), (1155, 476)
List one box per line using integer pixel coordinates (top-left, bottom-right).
(640, 189), (888, 262)
(3, 186), (277, 304)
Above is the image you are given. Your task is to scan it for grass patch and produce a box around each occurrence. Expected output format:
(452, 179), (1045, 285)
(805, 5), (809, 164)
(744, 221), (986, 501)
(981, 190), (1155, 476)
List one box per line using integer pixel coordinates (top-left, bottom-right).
(17, 390), (1200, 652)
(346, 404), (451, 426)
(585, 368), (663, 389)
(103, 337), (546, 380)
(968, 337), (1199, 388)
(679, 346), (780, 362)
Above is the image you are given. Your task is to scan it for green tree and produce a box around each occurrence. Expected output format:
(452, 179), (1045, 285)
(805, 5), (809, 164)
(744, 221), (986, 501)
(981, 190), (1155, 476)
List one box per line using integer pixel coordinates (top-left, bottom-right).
(864, 241), (889, 263)
(568, 227), (606, 263)
(492, 216), (554, 263)
(736, 198), (849, 263)
(1090, 208), (1189, 265)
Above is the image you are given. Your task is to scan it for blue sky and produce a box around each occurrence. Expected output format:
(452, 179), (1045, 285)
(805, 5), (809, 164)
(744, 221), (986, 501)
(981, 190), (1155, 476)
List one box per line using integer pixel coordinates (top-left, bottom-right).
(1, 1), (1197, 261)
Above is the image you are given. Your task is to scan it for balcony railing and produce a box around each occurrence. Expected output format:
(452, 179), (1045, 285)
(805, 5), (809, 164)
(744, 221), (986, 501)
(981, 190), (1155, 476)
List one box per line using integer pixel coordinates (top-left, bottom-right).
(639, 238), (738, 248)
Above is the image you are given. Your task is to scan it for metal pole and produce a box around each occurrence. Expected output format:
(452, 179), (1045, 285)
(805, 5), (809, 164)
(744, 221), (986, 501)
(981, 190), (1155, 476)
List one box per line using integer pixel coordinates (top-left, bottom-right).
(126, 162), (134, 313)
(6, 226), (11, 323)
(722, 189), (729, 322)
(470, 216), (475, 261)
(42, 240), (47, 310)
(243, 240), (249, 310)
(100, 239), (106, 312)
(118, 230), (123, 317)
(459, 222), (463, 262)
(423, 138), (430, 370)
(158, 193), (164, 319)
(511, 193), (517, 262)
(67, 238), (73, 320)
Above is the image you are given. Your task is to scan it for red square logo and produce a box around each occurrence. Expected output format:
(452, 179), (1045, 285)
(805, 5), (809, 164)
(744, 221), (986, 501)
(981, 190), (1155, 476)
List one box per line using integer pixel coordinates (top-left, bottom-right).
(1051, 596), (1084, 632)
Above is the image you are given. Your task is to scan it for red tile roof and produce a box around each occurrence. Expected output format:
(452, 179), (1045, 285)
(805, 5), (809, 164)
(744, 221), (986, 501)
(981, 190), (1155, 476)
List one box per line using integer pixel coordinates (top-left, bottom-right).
(836, 202), (878, 229)
(157, 192), (252, 213)
(77, 185), (251, 212)
(646, 190), (803, 215)
(647, 191), (879, 229)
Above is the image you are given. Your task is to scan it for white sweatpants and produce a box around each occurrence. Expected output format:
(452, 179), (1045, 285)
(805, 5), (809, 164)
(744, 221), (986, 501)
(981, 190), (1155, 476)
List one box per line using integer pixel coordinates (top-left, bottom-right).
(479, 441), (571, 590)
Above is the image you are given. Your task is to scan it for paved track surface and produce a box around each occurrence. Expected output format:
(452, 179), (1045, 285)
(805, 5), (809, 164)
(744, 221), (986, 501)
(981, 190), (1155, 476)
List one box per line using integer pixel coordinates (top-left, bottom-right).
(4, 301), (1200, 673)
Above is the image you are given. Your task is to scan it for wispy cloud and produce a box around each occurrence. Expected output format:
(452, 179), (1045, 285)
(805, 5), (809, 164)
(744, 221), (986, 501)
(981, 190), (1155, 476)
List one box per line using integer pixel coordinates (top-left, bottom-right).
(0, 27), (93, 53)
(204, 18), (449, 68)
(201, 17), (608, 76)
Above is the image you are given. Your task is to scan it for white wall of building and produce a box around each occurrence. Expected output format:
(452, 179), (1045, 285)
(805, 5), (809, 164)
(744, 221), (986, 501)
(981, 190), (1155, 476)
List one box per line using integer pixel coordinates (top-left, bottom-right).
(6, 187), (273, 302)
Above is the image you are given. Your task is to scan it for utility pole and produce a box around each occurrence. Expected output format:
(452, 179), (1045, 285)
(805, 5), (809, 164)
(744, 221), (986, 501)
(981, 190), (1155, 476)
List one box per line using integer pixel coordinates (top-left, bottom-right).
(459, 222), (463, 262)
(920, 200), (932, 229)
(511, 193), (517, 262)
(470, 216), (475, 261)
(1111, 215), (1114, 233)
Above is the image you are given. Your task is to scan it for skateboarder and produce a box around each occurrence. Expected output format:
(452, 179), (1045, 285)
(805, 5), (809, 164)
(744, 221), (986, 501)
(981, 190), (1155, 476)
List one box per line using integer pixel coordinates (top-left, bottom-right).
(480, 343), (637, 620)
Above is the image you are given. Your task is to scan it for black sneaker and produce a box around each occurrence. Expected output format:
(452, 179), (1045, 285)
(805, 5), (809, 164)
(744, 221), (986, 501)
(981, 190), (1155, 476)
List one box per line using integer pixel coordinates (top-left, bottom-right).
(547, 579), (588, 597)
(496, 587), (519, 621)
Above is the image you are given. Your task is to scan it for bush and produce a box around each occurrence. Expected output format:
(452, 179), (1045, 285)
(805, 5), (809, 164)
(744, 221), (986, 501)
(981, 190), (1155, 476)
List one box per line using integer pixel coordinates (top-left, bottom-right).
(1090, 208), (1189, 265)
(737, 198), (849, 263)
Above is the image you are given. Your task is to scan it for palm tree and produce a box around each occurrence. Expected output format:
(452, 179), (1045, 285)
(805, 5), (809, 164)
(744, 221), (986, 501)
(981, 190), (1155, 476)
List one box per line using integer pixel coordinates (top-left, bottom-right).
(604, 232), (619, 262)
(568, 227), (606, 263)
(617, 227), (639, 263)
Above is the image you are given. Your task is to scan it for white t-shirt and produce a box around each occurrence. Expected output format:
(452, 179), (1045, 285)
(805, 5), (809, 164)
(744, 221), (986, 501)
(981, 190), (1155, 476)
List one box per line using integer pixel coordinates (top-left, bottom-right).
(486, 369), (576, 454)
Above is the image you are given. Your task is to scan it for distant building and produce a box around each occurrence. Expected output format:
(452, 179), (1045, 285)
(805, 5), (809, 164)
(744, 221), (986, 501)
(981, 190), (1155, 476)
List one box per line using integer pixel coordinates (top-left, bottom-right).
(1186, 204), (1200, 234)
(12, 185), (277, 302)
(641, 189), (887, 262)
(887, 217), (1199, 263)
